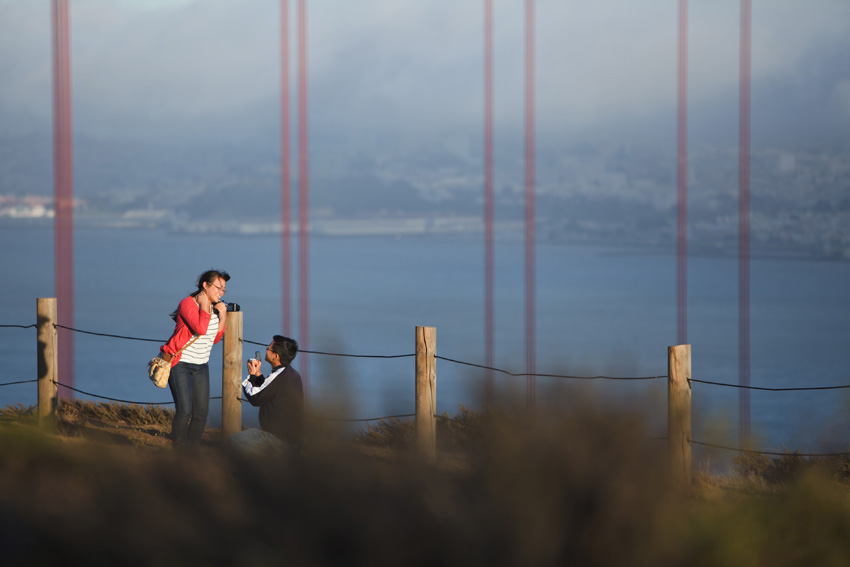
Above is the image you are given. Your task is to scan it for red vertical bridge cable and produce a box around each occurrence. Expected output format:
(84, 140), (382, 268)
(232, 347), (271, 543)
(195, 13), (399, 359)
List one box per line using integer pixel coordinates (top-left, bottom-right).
(738, 0), (752, 444)
(484, 0), (495, 403)
(525, 0), (536, 406)
(676, 0), (688, 346)
(298, 0), (309, 394)
(52, 0), (74, 399)
(281, 0), (292, 336)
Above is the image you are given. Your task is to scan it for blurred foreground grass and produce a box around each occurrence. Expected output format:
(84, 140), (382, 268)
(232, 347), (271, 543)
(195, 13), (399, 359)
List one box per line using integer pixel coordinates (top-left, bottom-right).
(2, 400), (850, 566)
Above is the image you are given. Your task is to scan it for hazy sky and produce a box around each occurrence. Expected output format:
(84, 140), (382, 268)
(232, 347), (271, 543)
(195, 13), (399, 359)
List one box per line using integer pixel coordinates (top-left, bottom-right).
(1, 0), (848, 148)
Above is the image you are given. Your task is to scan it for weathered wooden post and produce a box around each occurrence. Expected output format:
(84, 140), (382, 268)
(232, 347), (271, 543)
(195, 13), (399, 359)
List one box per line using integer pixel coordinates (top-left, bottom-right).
(415, 326), (437, 461)
(668, 344), (692, 484)
(222, 311), (243, 441)
(37, 297), (59, 430)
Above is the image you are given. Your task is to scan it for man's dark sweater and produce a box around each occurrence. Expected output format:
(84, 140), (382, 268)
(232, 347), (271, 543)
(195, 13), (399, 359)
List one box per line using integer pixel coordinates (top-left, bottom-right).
(243, 365), (304, 445)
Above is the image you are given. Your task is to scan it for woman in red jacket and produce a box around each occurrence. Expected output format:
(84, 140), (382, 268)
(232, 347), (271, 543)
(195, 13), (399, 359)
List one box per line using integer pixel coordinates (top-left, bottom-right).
(161, 269), (230, 446)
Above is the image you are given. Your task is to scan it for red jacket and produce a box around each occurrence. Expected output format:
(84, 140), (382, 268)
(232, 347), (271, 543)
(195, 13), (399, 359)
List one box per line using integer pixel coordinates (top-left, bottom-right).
(161, 295), (226, 365)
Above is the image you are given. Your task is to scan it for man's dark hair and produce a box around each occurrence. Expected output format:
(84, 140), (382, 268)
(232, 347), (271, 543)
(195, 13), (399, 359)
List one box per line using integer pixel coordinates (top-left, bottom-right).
(270, 335), (298, 366)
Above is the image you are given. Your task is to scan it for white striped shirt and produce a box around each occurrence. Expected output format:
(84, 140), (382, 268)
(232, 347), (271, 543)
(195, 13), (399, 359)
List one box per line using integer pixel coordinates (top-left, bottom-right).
(180, 313), (219, 364)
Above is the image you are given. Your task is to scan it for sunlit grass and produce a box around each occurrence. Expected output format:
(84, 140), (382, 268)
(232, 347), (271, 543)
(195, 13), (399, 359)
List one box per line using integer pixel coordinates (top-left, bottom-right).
(2, 400), (850, 565)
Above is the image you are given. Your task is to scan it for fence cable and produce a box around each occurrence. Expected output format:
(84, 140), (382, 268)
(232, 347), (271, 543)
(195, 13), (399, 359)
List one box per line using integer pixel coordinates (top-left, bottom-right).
(436, 355), (665, 381)
(6, 319), (850, 448)
(22, 323), (847, 387)
(6, 323), (655, 373)
(2, 323), (848, 389)
(312, 413), (415, 423)
(4, 322), (849, 406)
(305, 350), (414, 359)
(52, 381), (174, 405)
(51, 381), (223, 406)
(689, 438), (850, 458)
(690, 378), (850, 392)
(0, 379), (38, 388)
(45, 325), (415, 359)
(54, 324), (164, 343)
(236, 396), (414, 422)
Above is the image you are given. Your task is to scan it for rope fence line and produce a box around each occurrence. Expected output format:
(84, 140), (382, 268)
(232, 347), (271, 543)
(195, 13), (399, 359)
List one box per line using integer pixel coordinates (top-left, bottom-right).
(7, 320), (850, 461)
(52, 382), (174, 405)
(690, 378), (850, 392)
(3, 379), (415, 422)
(54, 324), (164, 343)
(11, 377), (850, 457)
(689, 438), (850, 458)
(4, 322), (850, 389)
(312, 413), (415, 423)
(437, 355), (665, 381)
(304, 350), (414, 359)
(236, 395), (414, 422)
(7, 322), (671, 382)
(3, 321), (850, 388)
(0, 379), (39, 388)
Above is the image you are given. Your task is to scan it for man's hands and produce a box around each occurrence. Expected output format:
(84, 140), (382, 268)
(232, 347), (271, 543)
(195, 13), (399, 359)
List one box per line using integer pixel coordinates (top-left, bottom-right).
(247, 358), (262, 376)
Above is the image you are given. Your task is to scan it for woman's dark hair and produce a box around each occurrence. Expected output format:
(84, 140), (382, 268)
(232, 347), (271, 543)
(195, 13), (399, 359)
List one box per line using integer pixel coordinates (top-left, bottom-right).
(191, 270), (231, 297)
(170, 269), (231, 321)
(270, 335), (298, 366)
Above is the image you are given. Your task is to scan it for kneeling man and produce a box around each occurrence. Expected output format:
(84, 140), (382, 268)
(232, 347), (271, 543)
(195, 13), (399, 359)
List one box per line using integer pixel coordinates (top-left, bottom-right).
(230, 335), (304, 454)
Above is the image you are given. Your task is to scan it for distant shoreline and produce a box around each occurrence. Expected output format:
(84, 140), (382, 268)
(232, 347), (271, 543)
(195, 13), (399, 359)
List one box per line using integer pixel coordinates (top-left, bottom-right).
(2, 215), (847, 263)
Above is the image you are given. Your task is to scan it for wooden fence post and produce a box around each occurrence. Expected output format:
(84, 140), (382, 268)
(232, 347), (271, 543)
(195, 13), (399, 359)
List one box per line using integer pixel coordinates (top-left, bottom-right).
(222, 311), (243, 442)
(668, 344), (692, 483)
(415, 326), (437, 461)
(37, 297), (59, 431)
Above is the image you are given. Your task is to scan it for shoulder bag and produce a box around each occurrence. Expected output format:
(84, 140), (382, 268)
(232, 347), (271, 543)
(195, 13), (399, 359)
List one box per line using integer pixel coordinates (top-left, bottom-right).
(147, 335), (200, 388)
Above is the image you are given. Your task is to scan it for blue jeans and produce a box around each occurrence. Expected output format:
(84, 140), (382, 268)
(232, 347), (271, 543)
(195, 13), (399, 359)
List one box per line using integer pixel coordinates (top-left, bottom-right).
(168, 361), (210, 446)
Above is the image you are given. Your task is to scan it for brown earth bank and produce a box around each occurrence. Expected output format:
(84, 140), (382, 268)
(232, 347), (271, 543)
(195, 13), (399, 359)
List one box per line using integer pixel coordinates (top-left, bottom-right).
(2, 400), (850, 566)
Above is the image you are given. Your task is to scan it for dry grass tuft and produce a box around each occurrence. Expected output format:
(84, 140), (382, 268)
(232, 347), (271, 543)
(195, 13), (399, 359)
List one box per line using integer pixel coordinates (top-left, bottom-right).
(58, 399), (174, 428)
(357, 404), (482, 453)
(0, 403), (36, 424)
(3, 401), (850, 565)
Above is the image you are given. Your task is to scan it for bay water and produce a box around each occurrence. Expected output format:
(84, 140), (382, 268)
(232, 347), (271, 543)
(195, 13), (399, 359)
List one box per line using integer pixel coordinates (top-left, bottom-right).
(2, 224), (849, 469)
